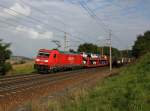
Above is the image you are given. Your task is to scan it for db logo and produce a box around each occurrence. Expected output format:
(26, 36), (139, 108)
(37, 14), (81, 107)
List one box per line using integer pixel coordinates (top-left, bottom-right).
(68, 57), (74, 61)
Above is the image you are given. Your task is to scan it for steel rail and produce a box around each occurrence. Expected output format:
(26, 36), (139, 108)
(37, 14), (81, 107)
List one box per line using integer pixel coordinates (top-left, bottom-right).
(0, 68), (105, 97)
(0, 69), (87, 85)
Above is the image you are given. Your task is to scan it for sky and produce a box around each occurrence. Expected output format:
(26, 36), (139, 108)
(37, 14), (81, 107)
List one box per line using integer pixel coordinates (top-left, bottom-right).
(0, 0), (150, 57)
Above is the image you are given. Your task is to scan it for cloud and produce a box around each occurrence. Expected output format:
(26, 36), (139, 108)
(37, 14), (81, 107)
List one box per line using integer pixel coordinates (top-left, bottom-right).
(0, 0), (150, 57)
(3, 3), (31, 17)
(15, 25), (53, 39)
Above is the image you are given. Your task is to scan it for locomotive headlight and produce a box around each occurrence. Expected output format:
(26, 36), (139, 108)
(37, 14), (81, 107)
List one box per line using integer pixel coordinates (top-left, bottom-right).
(44, 60), (49, 62)
(36, 59), (40, 62)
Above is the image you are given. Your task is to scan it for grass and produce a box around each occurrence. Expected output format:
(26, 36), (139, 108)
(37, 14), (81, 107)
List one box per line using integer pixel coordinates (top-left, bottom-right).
(10, 61), (35, 75)
(24, 53), (150, 111)
(60, 53), (150, 111)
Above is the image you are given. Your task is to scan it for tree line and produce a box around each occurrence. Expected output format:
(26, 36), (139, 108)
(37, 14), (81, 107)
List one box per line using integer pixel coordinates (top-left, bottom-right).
(77, 43), (128, 59)
(132, 31), (150, 58)
(77, 30), (150, 58)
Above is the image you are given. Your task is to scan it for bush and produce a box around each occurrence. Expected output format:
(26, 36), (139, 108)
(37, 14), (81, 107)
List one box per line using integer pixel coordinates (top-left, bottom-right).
(0, 62), (12, 75)
(4, 62), (12, 72)
(61, 52), (150, 111)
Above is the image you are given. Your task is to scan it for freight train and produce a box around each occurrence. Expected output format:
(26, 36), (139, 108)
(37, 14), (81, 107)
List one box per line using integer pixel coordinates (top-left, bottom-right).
(34, 49), (109, 73)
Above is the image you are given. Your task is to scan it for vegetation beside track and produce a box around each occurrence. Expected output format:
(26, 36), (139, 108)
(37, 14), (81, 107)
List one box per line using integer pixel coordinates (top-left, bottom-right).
(63, 53), (150, 111)
(28, 53), (150, 111)
(9, 61), (35, 75)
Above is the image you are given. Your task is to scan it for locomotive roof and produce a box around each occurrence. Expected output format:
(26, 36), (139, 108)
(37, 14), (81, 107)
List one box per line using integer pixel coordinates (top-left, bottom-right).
(59, 51), (79, 55)
(39, 49), (79, 55)
(39, 49), (52, 53)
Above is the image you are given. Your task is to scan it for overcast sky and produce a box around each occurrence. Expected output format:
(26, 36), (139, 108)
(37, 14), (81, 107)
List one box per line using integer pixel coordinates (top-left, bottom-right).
(0, 0), (150, 57)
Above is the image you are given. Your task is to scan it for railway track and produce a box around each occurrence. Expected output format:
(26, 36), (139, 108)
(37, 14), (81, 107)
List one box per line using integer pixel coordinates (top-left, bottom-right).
(0, 68), (106, 98)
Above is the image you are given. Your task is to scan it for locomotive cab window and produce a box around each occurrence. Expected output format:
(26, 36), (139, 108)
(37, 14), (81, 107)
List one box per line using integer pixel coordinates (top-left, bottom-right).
(53, 54), (57, 58)
(38, 52), (50, 57)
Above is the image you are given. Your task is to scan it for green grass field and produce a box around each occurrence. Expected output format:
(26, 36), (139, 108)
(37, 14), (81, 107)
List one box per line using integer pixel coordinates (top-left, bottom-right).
(10, 61), (35, 75)
(60, 53), (150, 111)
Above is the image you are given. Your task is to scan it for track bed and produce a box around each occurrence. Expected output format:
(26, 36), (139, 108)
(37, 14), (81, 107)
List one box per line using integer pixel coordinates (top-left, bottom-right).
(0, 67), (117, 111)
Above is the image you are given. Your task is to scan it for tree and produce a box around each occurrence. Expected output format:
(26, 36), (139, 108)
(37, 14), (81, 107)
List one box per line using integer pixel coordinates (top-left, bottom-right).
(100, 46), (120, 59)
(132, 31), (150, 58)
(120, 50), (132, 58)
(78, 43), (99, 53)
(77, 43), (120, 59)
(69, 49), (76, 53)
(0, 39), (12, 75)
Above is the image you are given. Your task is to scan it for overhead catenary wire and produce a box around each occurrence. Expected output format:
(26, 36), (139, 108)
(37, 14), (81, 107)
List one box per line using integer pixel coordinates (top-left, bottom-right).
(79, 1), (128, 49)
(79, 1), (121, 47)
(79, 1), (109, 33)
(20, 0), (90, 42)
(0, 3), (87, 43)
(0, 0), (127, 50)
(0, 4), (66, 33)
(85, 1), (128, 48)
(0, 17), (82, 50)
(20, 0), (89, 43)
(20, 0), (70, 27)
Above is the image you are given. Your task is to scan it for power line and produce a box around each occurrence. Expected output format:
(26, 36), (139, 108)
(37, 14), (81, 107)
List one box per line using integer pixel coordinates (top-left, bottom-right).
(20, 0), (89, 42)
(20, 0), (69, 27)
(0, 18), (18, 28)
(0, 17), (83, 50)
(84, 1), (129, 48)
(0, 4), (66, 33)
(79, 1), (128, 49)
(0, 3), (87, 44)
(0, 18), (82, 49)
(109, 30), (112, 71)
(79, 1), (109, 33)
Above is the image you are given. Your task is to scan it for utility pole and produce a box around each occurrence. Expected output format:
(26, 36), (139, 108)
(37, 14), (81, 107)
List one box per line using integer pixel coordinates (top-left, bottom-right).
(64, 32), (69, 52)
(102, 47), (104, 56)
(109, 30), (112, 71)
(96, 39), (104, 56)
(64, 32), (67, 51)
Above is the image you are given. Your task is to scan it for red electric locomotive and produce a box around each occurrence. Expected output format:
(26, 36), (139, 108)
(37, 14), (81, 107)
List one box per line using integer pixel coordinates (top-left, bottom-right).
(34, 49), (109, 73)
(34, 49), (83, 73)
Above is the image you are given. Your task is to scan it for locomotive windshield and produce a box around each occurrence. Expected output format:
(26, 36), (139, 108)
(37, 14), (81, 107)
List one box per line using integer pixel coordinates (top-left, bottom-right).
(38, 52), (50, 57)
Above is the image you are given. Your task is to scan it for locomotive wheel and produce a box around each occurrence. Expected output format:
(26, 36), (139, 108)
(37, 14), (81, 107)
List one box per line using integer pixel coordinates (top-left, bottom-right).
(53, 68), (58, 73)
(37, 69), (48, 74)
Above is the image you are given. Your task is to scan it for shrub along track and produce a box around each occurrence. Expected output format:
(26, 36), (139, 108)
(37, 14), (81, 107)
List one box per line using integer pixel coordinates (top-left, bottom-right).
(0, 67), (118, 111)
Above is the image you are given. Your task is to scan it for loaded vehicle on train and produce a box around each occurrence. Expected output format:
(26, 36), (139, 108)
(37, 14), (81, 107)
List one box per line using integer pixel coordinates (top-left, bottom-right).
(34, 49), (109, 73)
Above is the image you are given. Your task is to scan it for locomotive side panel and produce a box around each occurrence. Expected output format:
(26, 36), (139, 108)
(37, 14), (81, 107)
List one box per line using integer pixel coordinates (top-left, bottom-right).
(58, 54), (82, 67)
